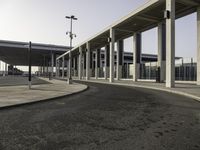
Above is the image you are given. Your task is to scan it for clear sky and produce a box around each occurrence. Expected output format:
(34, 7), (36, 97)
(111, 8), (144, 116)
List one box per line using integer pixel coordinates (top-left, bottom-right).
(0, 0), (197, 61)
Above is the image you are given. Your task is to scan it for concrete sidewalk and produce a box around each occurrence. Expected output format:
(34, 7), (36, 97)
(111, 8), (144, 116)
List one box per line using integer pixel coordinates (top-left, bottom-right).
(0, 78), (87, 108)
(74, 78), (200, 102)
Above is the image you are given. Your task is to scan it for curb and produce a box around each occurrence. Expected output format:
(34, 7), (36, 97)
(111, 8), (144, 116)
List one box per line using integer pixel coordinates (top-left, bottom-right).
(75, 79), (200, 103)
(0, 84), (88, 110)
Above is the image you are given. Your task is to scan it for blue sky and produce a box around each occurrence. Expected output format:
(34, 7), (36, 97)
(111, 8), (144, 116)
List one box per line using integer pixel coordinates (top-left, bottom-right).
(0, 0), (197, 59)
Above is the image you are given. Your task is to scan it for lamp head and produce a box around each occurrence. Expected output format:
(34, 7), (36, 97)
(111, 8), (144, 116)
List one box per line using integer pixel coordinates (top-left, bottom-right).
(65, 16), (70, 19)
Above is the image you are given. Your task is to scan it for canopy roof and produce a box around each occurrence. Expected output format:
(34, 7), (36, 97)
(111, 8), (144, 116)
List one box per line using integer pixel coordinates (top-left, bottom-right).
(0, 40), (69, 66)
(58, 0), (200, 59)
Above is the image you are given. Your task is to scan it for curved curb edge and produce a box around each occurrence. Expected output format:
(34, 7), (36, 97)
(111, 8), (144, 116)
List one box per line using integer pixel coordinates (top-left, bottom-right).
(0, 84), (89, 110)
(77, 80), (200, 103)
(116, 83), (200, 103)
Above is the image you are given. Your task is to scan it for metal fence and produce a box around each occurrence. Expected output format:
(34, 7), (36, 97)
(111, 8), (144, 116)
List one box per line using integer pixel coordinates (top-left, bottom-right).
(140, 62), (157, 80)
(122, 58), (197, 81)
(68, 57), (197, 81)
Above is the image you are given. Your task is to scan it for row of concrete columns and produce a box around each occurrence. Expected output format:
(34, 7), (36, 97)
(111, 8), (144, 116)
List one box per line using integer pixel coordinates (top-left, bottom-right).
(76, 32), (145, 81)
(55, 55), (81, 79)
(76, 39), (124, 81)
(60, 0), (200, 88)
(75, 26), (168, 85)
(37, 53), (56, 78)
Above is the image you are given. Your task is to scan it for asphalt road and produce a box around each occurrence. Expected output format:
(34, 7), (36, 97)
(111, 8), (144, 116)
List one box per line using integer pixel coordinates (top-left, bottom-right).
(0, 81), (199, 150)
(0, 76), (50, 86)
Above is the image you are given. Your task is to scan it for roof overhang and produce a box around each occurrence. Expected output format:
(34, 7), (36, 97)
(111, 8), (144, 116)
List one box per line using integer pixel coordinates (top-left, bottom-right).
(58, 0), (200, 59)
(0, 40), (70, 66)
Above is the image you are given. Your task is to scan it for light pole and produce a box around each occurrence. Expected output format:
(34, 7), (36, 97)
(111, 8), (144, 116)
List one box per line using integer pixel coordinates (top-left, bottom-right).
(65, 15), (77, 84)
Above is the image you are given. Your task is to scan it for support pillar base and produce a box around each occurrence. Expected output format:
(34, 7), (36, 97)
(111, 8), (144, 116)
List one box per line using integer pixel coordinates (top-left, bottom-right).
(67, 78), (73, 84)
(133, 64), (140, 82)
(28, 81), (32, 90)
(116, 65), (122, 80)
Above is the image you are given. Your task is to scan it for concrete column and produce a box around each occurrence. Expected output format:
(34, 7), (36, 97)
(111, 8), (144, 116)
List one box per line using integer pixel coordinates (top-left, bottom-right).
(4, 63), (7, 76)
(12, 65), (14, 76)
(75, 56), (78, 77)
(166, 0), (175, 88)
(38, 66), (41, 76)
(90, 51), (93, 77)
(78, 47), (82, 80)
(109, 28), (115, 83)
(116, 40), (124, 80)
(68, 54), (72, 82)
(86, 42), (90, 80)
(51, 53), (54, 79)
(97, 49), (101, 78)
(46, 60), (49, 77)
(43, 56), (46, 76)
(62, 57), (65, 78)
(197, 7), (200, 85)
(83, 52), (86, 78)
(72, 57), (75, 76)
(133, 33), (141, 81)
(100, 50), (103, 77)
(67, 59), (70, 78)
(55, 60), (58, 77)
(95, 49), (101, 79)
(158, 23), (166, 82)
(5, 63), (7, 76)
(71, 57), (74, 76)
(58, 59), (60, 77)
(95, 50), (98, 79)
(104, 45), (109, 79)
(104, 48), (106, 79)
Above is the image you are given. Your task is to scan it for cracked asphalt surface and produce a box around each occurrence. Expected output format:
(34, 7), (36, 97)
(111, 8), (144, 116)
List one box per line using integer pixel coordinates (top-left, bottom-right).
(0, 81), (200, 150)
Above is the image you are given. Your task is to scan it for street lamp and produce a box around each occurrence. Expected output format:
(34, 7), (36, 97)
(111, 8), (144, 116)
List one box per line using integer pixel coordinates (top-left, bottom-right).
(65, 15), (77, 84)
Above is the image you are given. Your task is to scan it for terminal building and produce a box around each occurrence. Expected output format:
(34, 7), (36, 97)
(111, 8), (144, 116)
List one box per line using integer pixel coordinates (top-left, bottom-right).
(0, 0), (199, 88)
(0, 39), (195, 82)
